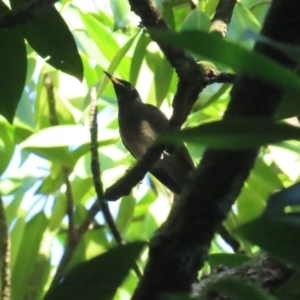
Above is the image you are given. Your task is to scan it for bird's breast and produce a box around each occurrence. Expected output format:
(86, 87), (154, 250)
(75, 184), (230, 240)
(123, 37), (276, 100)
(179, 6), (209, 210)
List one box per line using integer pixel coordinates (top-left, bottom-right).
(120, 118), (157, 159)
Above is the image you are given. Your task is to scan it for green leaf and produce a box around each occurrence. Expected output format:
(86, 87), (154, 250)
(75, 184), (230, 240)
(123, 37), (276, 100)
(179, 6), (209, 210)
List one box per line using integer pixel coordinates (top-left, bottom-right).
(236, 213), (300, 268)
(0, 176), (38, 195)
(97, 32), (138, 97)
(11, 212), (49, 300)
(45, 242), (146, 300)
(234, 3), (261, 33)
(79, 12), (120, 63)
(10, 217), (26, 272)
(154, 55), (173, 107)
(205, 278), (276, 300)
(10, 0), (83, 81)
(71, 177), (94, 204)
(0, 3), (27, 123)
(0, 120), (15, 176)
(130, 33), (151, 86)
(181, 9), (210, 32)
(5, 194), (23, 227)
(252, 157), (283, 191)
(250, 2), (270, 25)
(20, 125), (118, 148)
(159, 118), (300, 149)
(116, 195), (136, 233)
(208, 253), (250, 268)
(237, 186), (266, 224)
(23, 231), (53, 300)
(110, 0), (131, 30)
(23, 147), (75, 168)
(49, 193), (66, 231)
(151, 30), (300, 96)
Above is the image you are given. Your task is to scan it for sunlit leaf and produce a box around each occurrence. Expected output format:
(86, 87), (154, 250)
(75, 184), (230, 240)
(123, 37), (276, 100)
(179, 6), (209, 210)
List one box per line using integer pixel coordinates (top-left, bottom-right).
(0, 120), (15, 176)
(97, 33), (137, 97)
(11, 212), (49, 300)
(181, 9), (210, 32)
(130, 33), (151, 86)
(10, 217), (26, 272)
(5, 194), (23, 226)
(110, 0), (131, 30)
(235, 3), (261, 33)
(20, 125), (118, 148)
(116, 195), (136, 233)
(79, 12), (120, 63)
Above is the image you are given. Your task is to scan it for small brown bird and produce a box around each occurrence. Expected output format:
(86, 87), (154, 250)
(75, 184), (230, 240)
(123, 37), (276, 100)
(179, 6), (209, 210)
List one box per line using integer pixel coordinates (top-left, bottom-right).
(104, 71), (194, 194)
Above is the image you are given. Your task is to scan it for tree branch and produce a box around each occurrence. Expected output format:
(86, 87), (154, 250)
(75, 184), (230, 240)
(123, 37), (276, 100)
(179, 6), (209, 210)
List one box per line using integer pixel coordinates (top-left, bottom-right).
(210, 0), (237, 37)
(132, 1), (300, 299)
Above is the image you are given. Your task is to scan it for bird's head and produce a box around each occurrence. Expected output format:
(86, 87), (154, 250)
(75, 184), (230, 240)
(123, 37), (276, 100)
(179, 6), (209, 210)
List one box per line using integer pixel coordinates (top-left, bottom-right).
(104, 71), (142, 105)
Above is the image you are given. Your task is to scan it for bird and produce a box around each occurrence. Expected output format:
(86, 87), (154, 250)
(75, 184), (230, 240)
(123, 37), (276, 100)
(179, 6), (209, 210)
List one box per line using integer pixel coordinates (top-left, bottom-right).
(104, 71), (195, 195)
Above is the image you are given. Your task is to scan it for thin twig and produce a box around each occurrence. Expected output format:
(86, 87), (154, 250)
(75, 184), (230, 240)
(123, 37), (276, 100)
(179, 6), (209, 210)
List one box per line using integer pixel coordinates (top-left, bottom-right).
(0, 194), (10, 300)
(203, 72), (237, 86)
(89, 87), (142, 278)
(0, 0), (58, 29)
(89, 88), (122, 244)
(61, 167), (75, 243)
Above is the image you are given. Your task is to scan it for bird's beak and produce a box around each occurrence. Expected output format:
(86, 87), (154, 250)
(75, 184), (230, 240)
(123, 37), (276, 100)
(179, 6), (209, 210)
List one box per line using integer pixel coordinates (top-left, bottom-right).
(104, 71), (119, 84)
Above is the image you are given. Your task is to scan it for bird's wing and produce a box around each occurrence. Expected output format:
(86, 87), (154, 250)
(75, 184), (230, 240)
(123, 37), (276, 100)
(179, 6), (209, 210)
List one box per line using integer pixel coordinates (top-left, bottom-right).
(144, 104), (169, 133)
(144, 104), (194, 168)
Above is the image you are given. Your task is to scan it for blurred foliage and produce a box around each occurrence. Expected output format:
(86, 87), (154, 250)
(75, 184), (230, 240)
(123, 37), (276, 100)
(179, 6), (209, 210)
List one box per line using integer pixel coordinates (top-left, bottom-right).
(1, 0), (300, 299)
